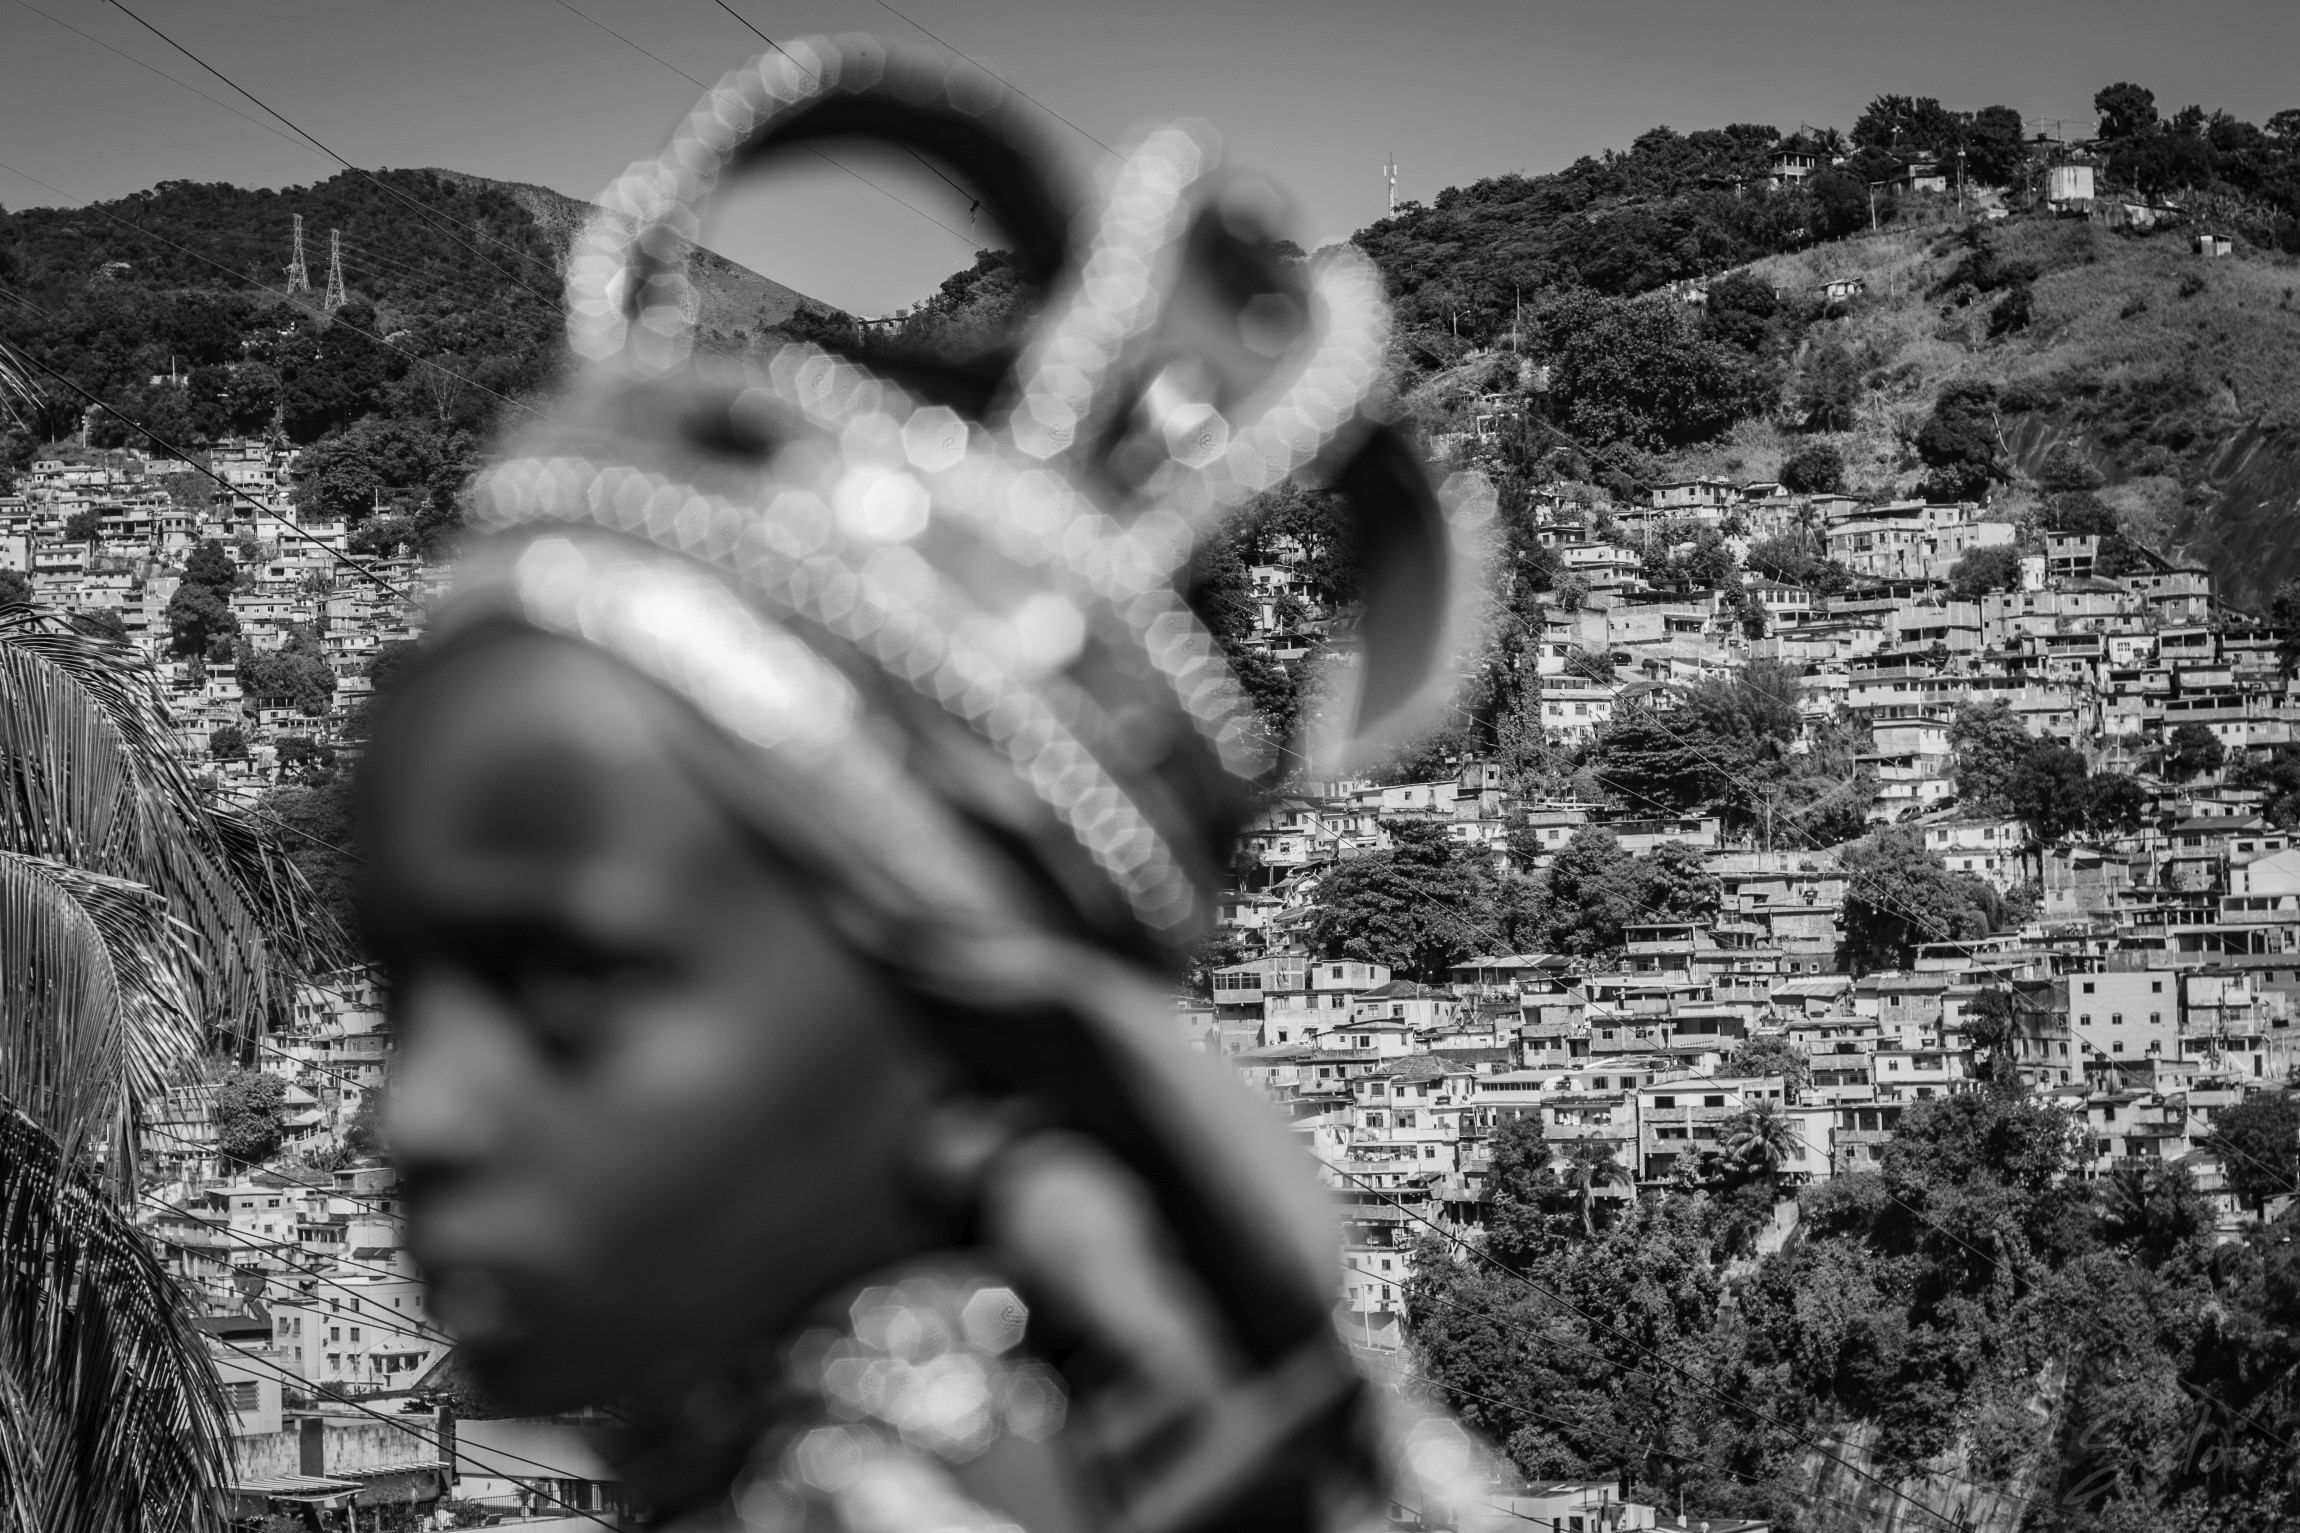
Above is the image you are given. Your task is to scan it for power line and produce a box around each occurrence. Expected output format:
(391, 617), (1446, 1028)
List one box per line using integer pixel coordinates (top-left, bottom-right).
(201, 1333), (623, 1530)
(703, 0), (1002, 201)
(0, 159), (548, 432)
(555, 0), (980, 255)
(0, 327), (417, 603)
(139, 1189), (456, 1346)
(4, 0), (311, 157)
(243, 805), (368, 867)
(855, 0), (1118, 161)
(104, 0), (567, 312)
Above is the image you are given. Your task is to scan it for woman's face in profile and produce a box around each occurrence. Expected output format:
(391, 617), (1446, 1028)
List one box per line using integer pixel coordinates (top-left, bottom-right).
(367, 634), (946, 1412)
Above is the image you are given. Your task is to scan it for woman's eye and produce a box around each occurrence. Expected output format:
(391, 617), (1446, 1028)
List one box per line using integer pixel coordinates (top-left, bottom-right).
(510, 964), (629, 1061)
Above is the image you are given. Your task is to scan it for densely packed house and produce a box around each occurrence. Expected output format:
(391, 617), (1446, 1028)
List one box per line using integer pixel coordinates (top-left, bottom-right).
(21, 441), (2288, 1530)
(1185, 475), (2300, 1360)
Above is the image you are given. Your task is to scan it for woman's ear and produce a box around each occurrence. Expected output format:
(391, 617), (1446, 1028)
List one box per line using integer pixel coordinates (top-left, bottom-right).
(1308, 431), (1496, 776)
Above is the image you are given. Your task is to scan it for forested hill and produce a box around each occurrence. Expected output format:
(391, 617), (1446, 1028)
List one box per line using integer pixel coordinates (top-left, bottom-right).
(416, 168), (816, 342)
(1351, 122), (1804, 334)
(0, 168), (824, 553)
(1350, 86), (2300, 608)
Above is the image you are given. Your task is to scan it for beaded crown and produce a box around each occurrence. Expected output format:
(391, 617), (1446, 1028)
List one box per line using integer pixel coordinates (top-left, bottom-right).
(443, 36), (1491, 955)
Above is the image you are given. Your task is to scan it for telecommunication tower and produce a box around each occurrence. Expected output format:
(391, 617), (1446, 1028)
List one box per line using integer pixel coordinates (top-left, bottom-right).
(285, 213), (310, 293)
(322, 228), (346, 314)
(1383, 154), (1398, 216)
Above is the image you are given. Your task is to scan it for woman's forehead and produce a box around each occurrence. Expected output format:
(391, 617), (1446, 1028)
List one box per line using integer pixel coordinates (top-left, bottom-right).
(372, 635), (722, 895)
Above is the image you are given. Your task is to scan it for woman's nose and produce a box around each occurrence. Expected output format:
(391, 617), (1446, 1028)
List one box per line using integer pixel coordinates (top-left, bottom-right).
(383, 968), (528, 1183)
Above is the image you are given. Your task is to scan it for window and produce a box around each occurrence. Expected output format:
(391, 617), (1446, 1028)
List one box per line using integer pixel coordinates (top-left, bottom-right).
(224, 1380), (259, 1413)
(1652, 1095), (1675, 1109)
(2082, 982), (2095, 994)
(329, 1327), (341, 1343)
(2151, 980), (2163, 993)
(2080, 1015), (2091, 1028)
(1704, 1095), (1725, 1107)
(2111, 1013), (2123, 1026)
(2112, 1041), (2124, 1055)
(349, 1327), (360, 1343)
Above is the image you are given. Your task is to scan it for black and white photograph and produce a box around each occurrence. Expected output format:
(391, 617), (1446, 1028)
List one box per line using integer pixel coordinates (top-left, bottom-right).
(2, 4), (2299, 1531)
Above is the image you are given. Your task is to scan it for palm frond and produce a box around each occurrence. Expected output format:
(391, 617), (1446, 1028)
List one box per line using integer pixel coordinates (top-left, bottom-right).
(0, 1363), (44, 1533)
(0, 343), (41, 435)
(0, 610), (348, 1043)
(0, 1102), (230, 1533)
(0, 852), (202, 1161)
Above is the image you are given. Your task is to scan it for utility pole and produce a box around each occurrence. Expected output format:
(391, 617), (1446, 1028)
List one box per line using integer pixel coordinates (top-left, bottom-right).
(1383, 153), (1397, 216)
(322, 228), (346, 314)
(285, 213), (310, 294)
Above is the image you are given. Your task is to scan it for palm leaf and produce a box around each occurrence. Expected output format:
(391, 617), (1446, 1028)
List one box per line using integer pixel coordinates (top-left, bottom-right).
(0, 1363), (43, 1533)
(0, 343), (40, 435)
(0, 1102), (230, 1533)
(0, 852), (202, 1163)
(0, 610), (347, 1043)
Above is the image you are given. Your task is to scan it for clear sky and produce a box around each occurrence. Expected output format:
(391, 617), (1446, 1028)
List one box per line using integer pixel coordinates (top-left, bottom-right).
(2, 0), (2295, 315)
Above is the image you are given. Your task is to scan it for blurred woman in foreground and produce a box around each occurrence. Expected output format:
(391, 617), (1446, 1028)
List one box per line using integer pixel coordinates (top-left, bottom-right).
(368, 36), (1488, 1533)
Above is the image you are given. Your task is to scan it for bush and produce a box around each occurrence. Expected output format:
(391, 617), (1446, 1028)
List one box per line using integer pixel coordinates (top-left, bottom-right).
(2164, 722), (2225, 779)
(1562, 645), (1615, 682)
(236, 628), (336, 716)
(1745, 534), (1849, 593)
(215, 1068), (288, 1168)
(1988, 283), (2033, 336)
(2036, 441), (2106, 493)
(1778, 443), (1845, 494)
(1946, 543), (2024, 601)
(1916, 381), (2001, 500)
(209, 723), (248, 760)
(1536, 289), (1771, 451)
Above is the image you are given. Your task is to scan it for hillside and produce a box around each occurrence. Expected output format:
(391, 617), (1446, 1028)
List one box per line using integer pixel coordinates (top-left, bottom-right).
(1661, 218), (2300, 608)
(1335, 86), (2300, 610)
(0, 167), (828, 552)
(418, 167), (817, 342)
(1367, 203), (2300, 611)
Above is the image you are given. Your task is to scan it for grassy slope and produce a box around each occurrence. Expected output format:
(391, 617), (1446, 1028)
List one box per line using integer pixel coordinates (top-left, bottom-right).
(1655, 216), (2300, 604)
(419, 168), (820, 345)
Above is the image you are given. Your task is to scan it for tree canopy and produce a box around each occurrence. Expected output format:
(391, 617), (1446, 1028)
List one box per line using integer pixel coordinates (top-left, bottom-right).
(1838, 825), (1996, 972)
(1309, 818), (1501, 981)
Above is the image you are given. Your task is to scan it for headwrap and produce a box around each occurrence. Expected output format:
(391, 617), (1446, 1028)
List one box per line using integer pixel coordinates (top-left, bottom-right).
(438, 35), (1490, 965)
(422, 35), (1494, 1533)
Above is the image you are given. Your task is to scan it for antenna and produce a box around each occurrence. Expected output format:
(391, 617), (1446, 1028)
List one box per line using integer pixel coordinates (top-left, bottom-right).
(323, 228), (346, 314)
(285, 213), (310, 293)
(1383, 153), (1398, 216)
